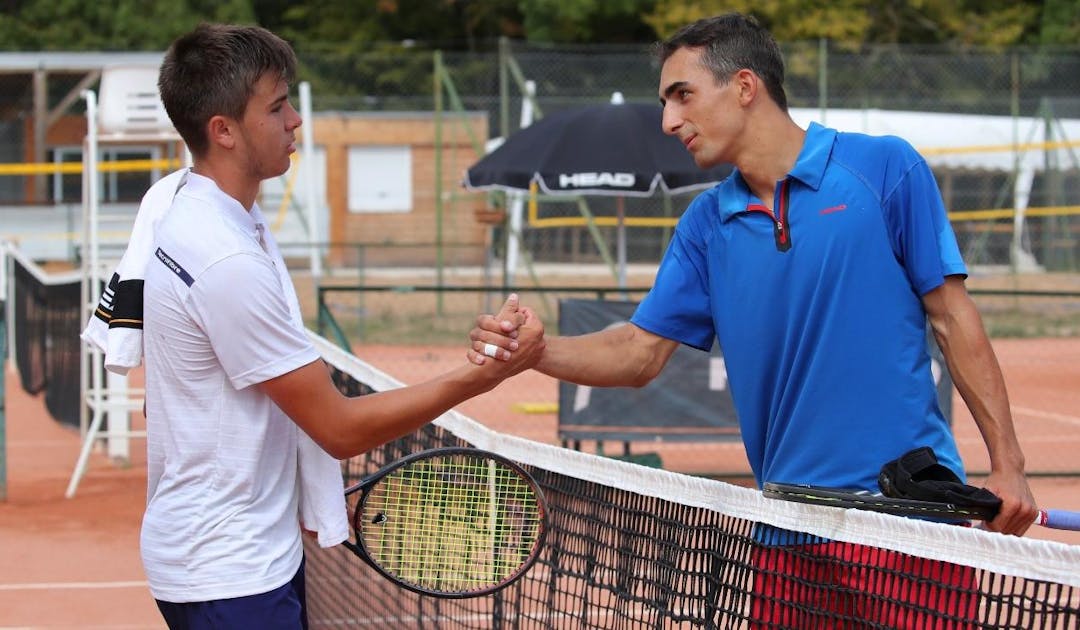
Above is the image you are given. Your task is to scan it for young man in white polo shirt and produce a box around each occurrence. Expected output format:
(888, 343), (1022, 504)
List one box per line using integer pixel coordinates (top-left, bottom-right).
(144, 23), (544, 629)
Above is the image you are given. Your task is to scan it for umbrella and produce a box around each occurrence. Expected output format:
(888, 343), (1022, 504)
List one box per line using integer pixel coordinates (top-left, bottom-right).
(464, 101), (731, 197)
(463, 100), (732, 287)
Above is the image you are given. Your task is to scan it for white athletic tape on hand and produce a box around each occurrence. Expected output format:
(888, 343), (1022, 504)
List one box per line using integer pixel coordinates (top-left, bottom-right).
(483, 343), (499, 358)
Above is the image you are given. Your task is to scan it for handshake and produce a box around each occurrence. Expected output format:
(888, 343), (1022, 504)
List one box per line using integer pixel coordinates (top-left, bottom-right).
(464, 293), (546, 379)
(461, 293), (673, 393)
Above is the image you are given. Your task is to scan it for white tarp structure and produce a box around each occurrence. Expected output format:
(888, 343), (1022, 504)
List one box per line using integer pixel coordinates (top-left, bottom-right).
(791, 108), (1080, 172)
(791, 108), (1080, 270)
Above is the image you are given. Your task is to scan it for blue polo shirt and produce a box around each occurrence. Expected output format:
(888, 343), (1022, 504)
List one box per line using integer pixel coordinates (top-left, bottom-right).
(631, 122), (967, 492)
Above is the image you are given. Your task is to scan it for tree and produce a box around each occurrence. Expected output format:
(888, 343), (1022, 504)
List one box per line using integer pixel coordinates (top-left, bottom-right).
(863, 0), (1041, 48)
(642, 0), (1045, 48)
(0, 0), (255, 50)
(518, 0), (658, 43)
(267, 0), (524, 52)
(1039, 0), (1080, 46)
(643, 0), (871, 45)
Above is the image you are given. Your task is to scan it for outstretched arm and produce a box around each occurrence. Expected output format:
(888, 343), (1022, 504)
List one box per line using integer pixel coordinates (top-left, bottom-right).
(261, 295), (544, 459)
(534, 322), (679, 387)
(923, 276), (1037, 535)
(468, 298), (679, 388)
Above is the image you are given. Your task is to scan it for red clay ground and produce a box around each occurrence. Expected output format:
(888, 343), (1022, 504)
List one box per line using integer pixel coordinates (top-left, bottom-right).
(1, 336), (1077, 628)
(0, 366), (157, 629)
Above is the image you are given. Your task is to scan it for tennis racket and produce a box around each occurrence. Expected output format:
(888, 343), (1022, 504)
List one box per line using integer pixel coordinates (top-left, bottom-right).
(763, 482), (1080, 531)
(341, 446), (548, 598)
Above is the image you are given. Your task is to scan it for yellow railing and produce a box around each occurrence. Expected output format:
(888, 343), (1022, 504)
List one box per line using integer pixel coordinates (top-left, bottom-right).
(528, 192), (1080, 229)
(0, 157), (184, 176)
(522, 136), (1080, 229)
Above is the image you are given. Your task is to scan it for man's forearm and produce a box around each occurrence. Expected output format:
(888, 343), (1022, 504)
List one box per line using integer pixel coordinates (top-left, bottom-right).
(536, 324), (678, 388)
(940, 324), (1025, 473)
(927, 280), (1025, 473)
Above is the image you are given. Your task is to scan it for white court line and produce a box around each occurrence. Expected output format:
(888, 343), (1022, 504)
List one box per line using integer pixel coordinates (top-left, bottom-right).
(0, 580), (147, 591)
(1012, 406), (1080, 427)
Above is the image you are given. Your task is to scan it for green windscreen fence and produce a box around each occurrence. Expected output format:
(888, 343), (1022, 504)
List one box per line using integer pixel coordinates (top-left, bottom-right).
(7, 248), (83, 429)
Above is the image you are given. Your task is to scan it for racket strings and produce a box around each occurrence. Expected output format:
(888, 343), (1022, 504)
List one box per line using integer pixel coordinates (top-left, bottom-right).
(355, 453), (543, 593)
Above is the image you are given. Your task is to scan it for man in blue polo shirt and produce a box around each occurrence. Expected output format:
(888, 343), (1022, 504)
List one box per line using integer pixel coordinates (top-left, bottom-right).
(637, 118), (973, 495)
(469, 12), (1037, 626)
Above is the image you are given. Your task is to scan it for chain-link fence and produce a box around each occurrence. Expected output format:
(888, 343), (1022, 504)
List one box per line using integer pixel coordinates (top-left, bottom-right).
(1, 41), (1077, 484)
(2, 41), (1078, 272)
(286, 41), (1080, 480)
(289, 41), (1080, 275)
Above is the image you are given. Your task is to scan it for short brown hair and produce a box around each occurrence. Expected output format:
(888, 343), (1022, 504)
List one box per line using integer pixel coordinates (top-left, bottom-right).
(158, 23), (297, 157)
(655, 13), (789, 111)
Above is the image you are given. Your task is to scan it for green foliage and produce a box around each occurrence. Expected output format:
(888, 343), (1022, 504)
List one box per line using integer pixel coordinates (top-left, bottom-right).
(864, 0), (1042, 48)
(643, 0), (872, 45)
(0, 0), (255, 50)
(519, 0), (658, 43)
(1039, 0), (1080, 46)
(271, 0), (523, 52)
(643, 0), (1045, 48)
(0, 0), (1069, 51)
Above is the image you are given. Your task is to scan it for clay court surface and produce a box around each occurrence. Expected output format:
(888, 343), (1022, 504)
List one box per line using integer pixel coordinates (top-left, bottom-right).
(1, 337), (1078, 628)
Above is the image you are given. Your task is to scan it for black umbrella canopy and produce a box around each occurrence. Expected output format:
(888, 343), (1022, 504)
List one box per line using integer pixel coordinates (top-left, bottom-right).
(464, 101), (732, 197)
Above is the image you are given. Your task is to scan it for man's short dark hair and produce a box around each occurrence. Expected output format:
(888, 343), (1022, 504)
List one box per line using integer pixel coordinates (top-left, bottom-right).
(655, 13), (789, 111)
(158, 23), (297, 157)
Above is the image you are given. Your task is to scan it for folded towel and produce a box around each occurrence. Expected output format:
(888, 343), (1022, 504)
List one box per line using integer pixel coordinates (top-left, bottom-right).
(82, 169), (348, 548)
(298, 426), (350, 546)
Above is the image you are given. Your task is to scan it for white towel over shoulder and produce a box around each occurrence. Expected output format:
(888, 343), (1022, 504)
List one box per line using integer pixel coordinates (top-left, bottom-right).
(81, 168), (189, 373)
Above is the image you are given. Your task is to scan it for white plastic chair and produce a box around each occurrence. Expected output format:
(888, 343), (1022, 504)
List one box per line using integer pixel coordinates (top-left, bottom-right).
(97, 64), (173, 138)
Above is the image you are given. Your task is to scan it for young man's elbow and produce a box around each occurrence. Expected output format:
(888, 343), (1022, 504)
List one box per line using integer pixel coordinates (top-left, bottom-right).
(302, 430), (353, 460)
(322, 441), (353, 461)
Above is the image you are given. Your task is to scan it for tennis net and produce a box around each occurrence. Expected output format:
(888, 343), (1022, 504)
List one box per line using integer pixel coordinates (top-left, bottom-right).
(5, 246), (83, 429)
(304, 333), (1080, 629)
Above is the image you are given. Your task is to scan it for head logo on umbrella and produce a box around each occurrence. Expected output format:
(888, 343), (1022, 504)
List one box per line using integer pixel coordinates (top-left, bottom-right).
(464, 98), (732, 198)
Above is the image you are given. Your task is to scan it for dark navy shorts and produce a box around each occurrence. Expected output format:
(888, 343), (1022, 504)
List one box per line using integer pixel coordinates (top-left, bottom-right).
(155, 558), (308, 630)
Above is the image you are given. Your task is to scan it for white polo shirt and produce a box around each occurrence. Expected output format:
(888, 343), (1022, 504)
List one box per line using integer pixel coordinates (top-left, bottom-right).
(141, 173), (320, 602)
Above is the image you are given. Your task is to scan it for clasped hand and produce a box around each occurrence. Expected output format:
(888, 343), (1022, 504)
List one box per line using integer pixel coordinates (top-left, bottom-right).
(466, 293), (542, 371)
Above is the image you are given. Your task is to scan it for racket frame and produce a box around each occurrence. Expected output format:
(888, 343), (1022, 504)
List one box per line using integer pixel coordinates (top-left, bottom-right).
(762, 481), (998, 521)
(341, 446), (548, 598)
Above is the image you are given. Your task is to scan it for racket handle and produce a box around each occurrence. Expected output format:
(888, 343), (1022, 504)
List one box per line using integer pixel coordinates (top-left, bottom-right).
(1038, 509), (1080, 531)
